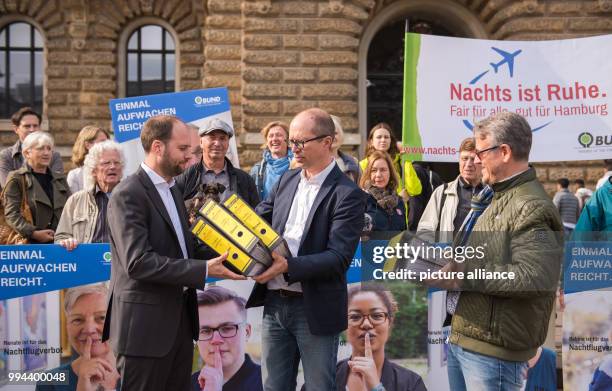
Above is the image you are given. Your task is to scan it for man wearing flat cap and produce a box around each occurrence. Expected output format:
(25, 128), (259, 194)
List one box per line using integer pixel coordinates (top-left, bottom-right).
(175, 118), (260, 207)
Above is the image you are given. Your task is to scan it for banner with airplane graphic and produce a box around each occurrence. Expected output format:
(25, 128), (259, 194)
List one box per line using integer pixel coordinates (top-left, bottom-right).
(406, 33), (612, 162)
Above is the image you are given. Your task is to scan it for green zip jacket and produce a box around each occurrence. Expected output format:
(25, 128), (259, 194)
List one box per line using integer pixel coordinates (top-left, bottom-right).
(449, 167), (563, 362)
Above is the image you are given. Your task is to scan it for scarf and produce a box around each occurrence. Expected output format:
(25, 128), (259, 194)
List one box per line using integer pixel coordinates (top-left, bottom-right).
(447, 185), (494, 315)
(365, 182), (399, 215)
(262, 149), (292, 200)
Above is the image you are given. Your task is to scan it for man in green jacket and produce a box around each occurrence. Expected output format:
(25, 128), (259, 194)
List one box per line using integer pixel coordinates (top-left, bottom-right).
(438, 112), (563, 391)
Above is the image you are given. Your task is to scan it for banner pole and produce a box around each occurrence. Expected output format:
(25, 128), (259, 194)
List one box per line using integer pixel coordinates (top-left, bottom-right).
(401, 19), (410, 191)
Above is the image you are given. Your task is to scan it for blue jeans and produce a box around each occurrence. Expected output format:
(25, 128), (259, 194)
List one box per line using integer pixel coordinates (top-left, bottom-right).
(261, 291), (339, 391)
(447, 342), (528, 391)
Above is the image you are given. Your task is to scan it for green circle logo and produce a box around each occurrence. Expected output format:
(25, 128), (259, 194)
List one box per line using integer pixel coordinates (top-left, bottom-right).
(578, 132), (593, 148)
(103, 252), (112, 262)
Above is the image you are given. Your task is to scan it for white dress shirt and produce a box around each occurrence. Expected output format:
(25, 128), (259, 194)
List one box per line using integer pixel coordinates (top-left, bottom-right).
(268, 158), (337, 292)
(141, 163), (189, 259)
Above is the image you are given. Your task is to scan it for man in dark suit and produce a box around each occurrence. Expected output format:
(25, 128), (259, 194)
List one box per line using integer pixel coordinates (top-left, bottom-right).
(102, 115), (244, 391)
(246, 108), (367, 390)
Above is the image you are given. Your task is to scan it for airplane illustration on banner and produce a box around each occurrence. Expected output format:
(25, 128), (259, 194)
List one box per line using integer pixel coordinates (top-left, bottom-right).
(463, 45), (550, 133)
(489, 47), (522, 76)
(469, 47), (523, 84)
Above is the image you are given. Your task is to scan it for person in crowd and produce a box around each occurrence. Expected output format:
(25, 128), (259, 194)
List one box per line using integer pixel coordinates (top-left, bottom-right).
(249, 121), (292, 201)
(55, 141), (124, 249)
(192, 286), (262, 391)
(407, 162), (443, 231)
(360, 150), (406, 232)
(246, 108), (366, 390)
(429, 112), (563, 391)
(66, 126), (111, 193)
(553, 178), (580, 234)
(359, 123), (421, 202)
(175, 118), (259, 207)
(339, 284), (427, 391)
(574, 179), (593, 210)
(523, 346), (557, 391)
(596, 159), (612, 189)
(417, 137), (483, 244)
(36, 284), (121, 391)
(331, 115), (360, 183)
(187, 123), (203, 169)
(575, 174), (612, 234)
(0, 107), (63, 187)
(3, 131), (70, 243)
(102, 115), (245, 391)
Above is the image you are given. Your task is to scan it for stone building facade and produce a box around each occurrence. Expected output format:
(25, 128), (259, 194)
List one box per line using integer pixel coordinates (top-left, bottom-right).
(0, 0), (611, 191)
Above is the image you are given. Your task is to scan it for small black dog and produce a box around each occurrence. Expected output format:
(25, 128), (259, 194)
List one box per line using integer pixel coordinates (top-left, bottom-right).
(187, 183), (226, 225)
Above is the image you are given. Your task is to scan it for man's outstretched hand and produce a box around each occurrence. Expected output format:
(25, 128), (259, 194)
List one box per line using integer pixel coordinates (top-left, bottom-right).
(207, 253), (246, 280)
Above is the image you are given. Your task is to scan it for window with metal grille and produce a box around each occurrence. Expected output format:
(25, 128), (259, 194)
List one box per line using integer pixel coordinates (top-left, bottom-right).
(0, 22), (43, 118)
(126, 24), (176, 97)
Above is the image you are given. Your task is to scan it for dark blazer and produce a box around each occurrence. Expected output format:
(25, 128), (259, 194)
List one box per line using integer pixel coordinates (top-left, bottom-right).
(246, 165), (367, 335)
(102, 167), (208, 358)
(174, 157), (260, 207)
(3, 166), (70, 240)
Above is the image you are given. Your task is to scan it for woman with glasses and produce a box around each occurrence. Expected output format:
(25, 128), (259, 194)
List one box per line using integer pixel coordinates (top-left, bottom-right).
(250, 121), (292, 201)
(56, 141), (124, 250)
(360, 151), (406, 233)
(67, 125), (111, 193)
(340, 284), (427, 391)
(36, 284), (120, 391)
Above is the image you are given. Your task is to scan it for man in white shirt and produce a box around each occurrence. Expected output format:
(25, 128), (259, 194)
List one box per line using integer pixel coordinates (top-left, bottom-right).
(246, 108), (367, 390)
(102, 115), (244, 391)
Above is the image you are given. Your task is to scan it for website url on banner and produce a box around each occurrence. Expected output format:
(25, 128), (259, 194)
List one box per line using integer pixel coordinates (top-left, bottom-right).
(404, 146), (457, 155)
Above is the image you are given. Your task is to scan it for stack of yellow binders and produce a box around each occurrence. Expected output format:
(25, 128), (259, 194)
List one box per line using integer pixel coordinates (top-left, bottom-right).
(191, 194), (290, 277)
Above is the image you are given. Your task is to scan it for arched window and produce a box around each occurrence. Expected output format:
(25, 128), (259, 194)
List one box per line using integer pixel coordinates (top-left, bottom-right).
(126, 24), (175, 97)
(0, 22), (43, 117)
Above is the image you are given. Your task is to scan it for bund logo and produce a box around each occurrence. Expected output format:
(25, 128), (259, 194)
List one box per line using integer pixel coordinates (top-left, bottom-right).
(194, 96), (222, 106)
(578, 132), (612, 148)
(578, 132), (594, 148)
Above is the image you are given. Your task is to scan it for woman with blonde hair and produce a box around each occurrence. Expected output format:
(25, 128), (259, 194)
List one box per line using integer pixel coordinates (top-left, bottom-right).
(36, 284), (121, 390)
(67, 125), (110, 193)
(249, 121), (292, 200)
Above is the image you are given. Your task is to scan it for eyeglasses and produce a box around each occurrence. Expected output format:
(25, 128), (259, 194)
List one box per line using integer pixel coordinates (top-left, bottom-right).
(198, 323), (243, 341)
(288, 135), (329, 150)
(99, 160), (122, 168)
(474, 145), (500, 159)
(347, 312), (389, 326)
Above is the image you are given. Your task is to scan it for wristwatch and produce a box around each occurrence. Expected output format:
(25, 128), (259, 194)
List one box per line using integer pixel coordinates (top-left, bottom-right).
(371, 383), (385, 391)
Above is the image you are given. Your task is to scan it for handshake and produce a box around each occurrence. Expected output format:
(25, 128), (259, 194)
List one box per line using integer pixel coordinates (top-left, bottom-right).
(190, 191), (291, 278)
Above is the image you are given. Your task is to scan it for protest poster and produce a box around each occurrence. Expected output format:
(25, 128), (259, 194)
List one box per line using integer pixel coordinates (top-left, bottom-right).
(562, 238), (612, 391)
(0, 241), (362, 390)
(403, 33), (612, 162)
(109, 87), (240, 175)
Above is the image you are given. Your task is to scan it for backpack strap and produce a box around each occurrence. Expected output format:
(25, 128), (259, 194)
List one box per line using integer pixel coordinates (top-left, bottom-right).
(434, 182), (448, 242)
